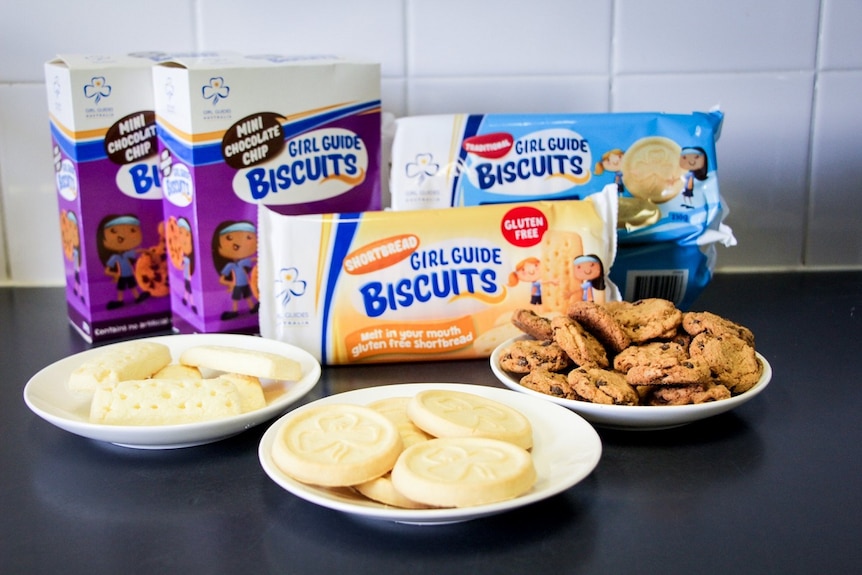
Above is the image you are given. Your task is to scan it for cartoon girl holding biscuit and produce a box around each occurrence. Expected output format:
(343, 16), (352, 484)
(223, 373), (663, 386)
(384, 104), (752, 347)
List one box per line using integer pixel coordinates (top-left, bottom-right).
(212, 220), (258, 320)
(97, 214), (150, 309)
(572, 254), (606, 302)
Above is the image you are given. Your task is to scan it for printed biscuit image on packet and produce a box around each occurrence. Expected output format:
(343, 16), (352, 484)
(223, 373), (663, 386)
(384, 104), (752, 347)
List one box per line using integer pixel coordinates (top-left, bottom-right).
(257, 187), (618, 365)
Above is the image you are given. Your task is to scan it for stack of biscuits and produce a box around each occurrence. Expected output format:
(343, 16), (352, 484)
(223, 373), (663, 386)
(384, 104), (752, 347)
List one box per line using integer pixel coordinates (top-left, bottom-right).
(498, 298), (763, 406)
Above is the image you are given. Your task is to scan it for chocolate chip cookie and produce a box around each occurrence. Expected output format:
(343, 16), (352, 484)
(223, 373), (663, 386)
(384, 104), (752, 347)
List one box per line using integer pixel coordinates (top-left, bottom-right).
(689, 332), (762, 394)
(519, 369), (576, 399)
(605, 298), (683, 343)
(550, 315), (609, 368)
(511, 308), (555, 341)
(624, 355), (713, 387)
(682, 311), (756, 347)
(566, 300), (631, 353)
(643, 381), (732, 406)
(612, 340), (689, 373)
(567, 366), (639, 405)
(498, 338), (570, 374)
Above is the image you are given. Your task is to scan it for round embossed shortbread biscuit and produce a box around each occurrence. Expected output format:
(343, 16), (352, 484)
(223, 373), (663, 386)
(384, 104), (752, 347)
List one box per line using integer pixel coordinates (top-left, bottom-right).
(498, 339), (570, 374)
(367, 396), (433, 448)
(511, 308), (555, 341)
(353, 473), (435, 509)
(605, 298), (683, 343)
(621, 136), (685, 204)
(271, 403), (403, 487)
(407, 390), (533, 450)
(390, 436), (537, 508)
(551, 315), (609, 368)
(567, 300), (632, 353)
(689, 333), (763, 394)
(567, 366), (639, 405)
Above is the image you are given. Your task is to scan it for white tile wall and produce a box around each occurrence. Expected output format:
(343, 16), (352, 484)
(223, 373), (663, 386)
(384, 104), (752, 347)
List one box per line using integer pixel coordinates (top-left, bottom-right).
(1, 0), (860, 286)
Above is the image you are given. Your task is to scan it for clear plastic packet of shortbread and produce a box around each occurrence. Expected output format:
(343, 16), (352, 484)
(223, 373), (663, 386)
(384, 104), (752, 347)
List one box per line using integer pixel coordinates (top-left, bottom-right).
(258, 186), (618, 365)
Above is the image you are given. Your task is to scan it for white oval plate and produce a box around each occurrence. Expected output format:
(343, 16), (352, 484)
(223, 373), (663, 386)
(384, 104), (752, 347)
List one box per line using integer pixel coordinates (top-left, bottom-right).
(490, 336), (772, 431)
(23, 334), (321, 449)
(258, 383), (602, 525)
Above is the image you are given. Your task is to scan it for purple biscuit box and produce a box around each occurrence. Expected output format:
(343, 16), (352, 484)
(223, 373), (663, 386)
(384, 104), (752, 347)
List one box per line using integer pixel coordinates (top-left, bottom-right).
(45, 54), (172, 342)
(153, 54), (381, 335)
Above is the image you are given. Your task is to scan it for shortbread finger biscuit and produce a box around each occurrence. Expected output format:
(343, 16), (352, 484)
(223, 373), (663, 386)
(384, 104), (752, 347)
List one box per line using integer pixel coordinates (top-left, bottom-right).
(550, 315), (609, 368)
(407, 389), (533, 450)
(271, 404), (403, 487)
(390, 437), (536, 508)
(218, 373), (266, 413)
(152, 363), (203, 380)
(179, 345), (302, 381)
(367, 397), (433, 448)
(69, 341), (172, 392)
(354, 474), (435, 509)
(89, 377), (243, 425)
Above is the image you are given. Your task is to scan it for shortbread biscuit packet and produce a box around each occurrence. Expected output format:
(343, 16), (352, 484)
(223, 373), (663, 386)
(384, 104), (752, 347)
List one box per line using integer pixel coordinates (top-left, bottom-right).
(390, 109), (735, 309)
(258, 187), (618, 364)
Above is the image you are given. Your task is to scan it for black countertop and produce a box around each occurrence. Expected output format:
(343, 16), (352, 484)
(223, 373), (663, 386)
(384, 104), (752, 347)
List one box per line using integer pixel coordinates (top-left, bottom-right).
(2, 271), (861, 575)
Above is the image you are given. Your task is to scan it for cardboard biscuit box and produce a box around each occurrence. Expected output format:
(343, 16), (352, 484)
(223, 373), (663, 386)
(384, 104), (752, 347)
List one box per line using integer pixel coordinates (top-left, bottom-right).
(45, 53), (173, 342)
(153, 53), (381, 335)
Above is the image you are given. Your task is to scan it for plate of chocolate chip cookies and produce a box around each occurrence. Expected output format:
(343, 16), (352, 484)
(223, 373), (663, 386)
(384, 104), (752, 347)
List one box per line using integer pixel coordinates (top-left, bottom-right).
(490, 298), (772, 430)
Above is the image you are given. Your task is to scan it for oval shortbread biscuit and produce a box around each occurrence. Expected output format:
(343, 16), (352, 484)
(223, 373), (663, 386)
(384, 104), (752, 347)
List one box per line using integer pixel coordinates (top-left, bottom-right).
(390, 436), (537, 508)
(271, 404), (403, 487)
(407, 390), (533, 450)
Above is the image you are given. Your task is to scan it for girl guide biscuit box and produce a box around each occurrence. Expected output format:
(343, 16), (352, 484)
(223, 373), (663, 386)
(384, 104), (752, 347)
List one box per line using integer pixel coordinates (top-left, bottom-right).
(45, 53), (173, 343)
(257, 186), (618, 365)
(390, 110), (736, 309)
(152, 53), (381, 335)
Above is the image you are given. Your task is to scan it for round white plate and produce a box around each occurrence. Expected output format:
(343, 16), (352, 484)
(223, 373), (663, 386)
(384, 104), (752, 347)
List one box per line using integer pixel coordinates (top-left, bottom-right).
(23, 333), (321, 449)
(490, 336), (772, 431)
(258, 383), (602, 525)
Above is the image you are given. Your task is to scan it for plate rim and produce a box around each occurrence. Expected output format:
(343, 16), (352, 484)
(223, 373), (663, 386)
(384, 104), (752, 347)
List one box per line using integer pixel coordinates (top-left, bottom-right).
(490, 334), (772, 430)
(22, 333), (321, 449)
(258, 382), (602, 524)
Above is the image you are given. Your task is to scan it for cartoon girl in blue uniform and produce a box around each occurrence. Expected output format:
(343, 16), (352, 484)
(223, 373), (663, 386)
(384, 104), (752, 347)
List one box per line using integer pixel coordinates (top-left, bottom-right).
(572, 254), (606, 302)
(212, 220), (258, 320)
(679, 146), (709, 208)
(97, 214), (149, 309)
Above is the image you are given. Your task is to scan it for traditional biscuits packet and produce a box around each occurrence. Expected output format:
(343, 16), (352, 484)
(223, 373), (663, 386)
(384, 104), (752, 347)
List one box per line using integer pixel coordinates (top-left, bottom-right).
(389, 110), (735, 309)
(257, 187), (618, 364)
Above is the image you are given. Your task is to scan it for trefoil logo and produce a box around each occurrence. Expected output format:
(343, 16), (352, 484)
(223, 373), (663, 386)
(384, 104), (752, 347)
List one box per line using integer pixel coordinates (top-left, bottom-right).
(83, 76), (111, 104)
(202, 77), (229, 105)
